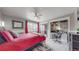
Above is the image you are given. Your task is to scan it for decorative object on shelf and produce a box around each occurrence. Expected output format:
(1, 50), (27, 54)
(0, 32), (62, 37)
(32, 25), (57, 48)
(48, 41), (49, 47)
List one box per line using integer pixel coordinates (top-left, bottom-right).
(12, 20), (23, 29)
(50, 20), (68, 32)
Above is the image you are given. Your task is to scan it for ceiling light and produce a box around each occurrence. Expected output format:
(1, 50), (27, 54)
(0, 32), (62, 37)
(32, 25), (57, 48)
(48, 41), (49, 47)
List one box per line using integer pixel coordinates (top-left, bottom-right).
(32, 7), (42, 19)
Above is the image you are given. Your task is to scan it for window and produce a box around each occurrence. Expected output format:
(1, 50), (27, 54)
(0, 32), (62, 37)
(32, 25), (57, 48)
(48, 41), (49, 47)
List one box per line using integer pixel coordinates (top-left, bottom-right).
(0, 21), (5, 27)
(40, 24), (45, 33)
(28, 22), (37, 32)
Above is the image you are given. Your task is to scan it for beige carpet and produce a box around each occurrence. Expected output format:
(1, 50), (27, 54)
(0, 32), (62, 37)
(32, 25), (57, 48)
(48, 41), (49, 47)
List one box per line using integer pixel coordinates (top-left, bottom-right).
(32, 46), (52, 51)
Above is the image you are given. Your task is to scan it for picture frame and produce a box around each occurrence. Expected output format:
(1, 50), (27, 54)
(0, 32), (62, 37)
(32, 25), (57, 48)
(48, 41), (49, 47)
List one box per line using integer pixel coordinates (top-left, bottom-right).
(12, 20), (23, 29)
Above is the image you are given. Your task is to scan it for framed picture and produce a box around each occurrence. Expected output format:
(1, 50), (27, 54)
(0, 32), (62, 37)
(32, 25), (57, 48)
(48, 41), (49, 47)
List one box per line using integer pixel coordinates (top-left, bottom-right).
(12, 20), (23, 29)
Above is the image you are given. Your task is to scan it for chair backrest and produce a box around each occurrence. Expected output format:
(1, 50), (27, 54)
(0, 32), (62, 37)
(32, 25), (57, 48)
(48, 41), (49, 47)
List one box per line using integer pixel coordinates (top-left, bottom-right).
(61, 33), (68, 44)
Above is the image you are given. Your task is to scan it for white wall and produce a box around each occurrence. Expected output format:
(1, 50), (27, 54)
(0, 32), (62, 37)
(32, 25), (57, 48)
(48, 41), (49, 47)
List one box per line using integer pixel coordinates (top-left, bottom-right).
(0, 11), (38, 34)
(3, 15), (25, 34)
(0, 11), (26, 34)
(0, 11), (3, 21)
(76, 13), (79, 31)
(0, 11), (5, 29)
(52, 13), (77, 31)
(45, 12), (77, 51)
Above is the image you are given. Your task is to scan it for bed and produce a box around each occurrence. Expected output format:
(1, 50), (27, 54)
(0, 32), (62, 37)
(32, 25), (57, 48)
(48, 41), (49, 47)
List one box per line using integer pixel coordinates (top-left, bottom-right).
(0, 31), (46, 51)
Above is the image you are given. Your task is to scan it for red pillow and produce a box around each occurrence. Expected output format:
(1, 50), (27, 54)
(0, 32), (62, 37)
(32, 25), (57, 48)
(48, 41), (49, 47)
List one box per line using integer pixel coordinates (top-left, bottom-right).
(8, 30), (17, 38)
(1, 31), (14, 42)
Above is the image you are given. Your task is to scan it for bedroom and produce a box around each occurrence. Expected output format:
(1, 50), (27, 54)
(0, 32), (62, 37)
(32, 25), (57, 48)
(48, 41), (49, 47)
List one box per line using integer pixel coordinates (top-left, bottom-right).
(0, 7), (77, 51)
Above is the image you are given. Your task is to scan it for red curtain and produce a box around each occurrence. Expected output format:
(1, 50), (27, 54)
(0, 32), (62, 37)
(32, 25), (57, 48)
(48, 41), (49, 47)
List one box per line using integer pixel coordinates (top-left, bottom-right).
(37, 22), (40, 33)
(44, 24), (46, 34)
(25, 20), (28, 33)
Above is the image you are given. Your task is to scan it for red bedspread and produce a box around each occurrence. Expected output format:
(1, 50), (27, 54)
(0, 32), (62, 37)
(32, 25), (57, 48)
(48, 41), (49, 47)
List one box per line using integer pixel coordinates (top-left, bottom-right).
(0, 32), (46, 51)
(15, 33), (40, 41)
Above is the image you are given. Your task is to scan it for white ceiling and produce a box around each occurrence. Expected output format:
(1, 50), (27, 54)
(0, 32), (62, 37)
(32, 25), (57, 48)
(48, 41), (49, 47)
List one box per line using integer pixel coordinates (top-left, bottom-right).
(0, 7), (76, 22)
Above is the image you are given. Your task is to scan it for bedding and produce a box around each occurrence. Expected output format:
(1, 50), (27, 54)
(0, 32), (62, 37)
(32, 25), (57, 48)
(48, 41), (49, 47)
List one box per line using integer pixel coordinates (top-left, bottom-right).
(0, 31), (14, 42)
(14, 36), (45, 50)
(0, 31), (46, 51)
(16, 33), (40, 40)
(0, 33), (7, 44)
(0, 35), (45, 51)
(8, 30), (17, 38)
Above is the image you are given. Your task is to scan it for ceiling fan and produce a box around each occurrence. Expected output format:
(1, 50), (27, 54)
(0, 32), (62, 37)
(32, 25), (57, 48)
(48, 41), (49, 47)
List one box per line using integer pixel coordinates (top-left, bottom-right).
(32, 7), (42, 18)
